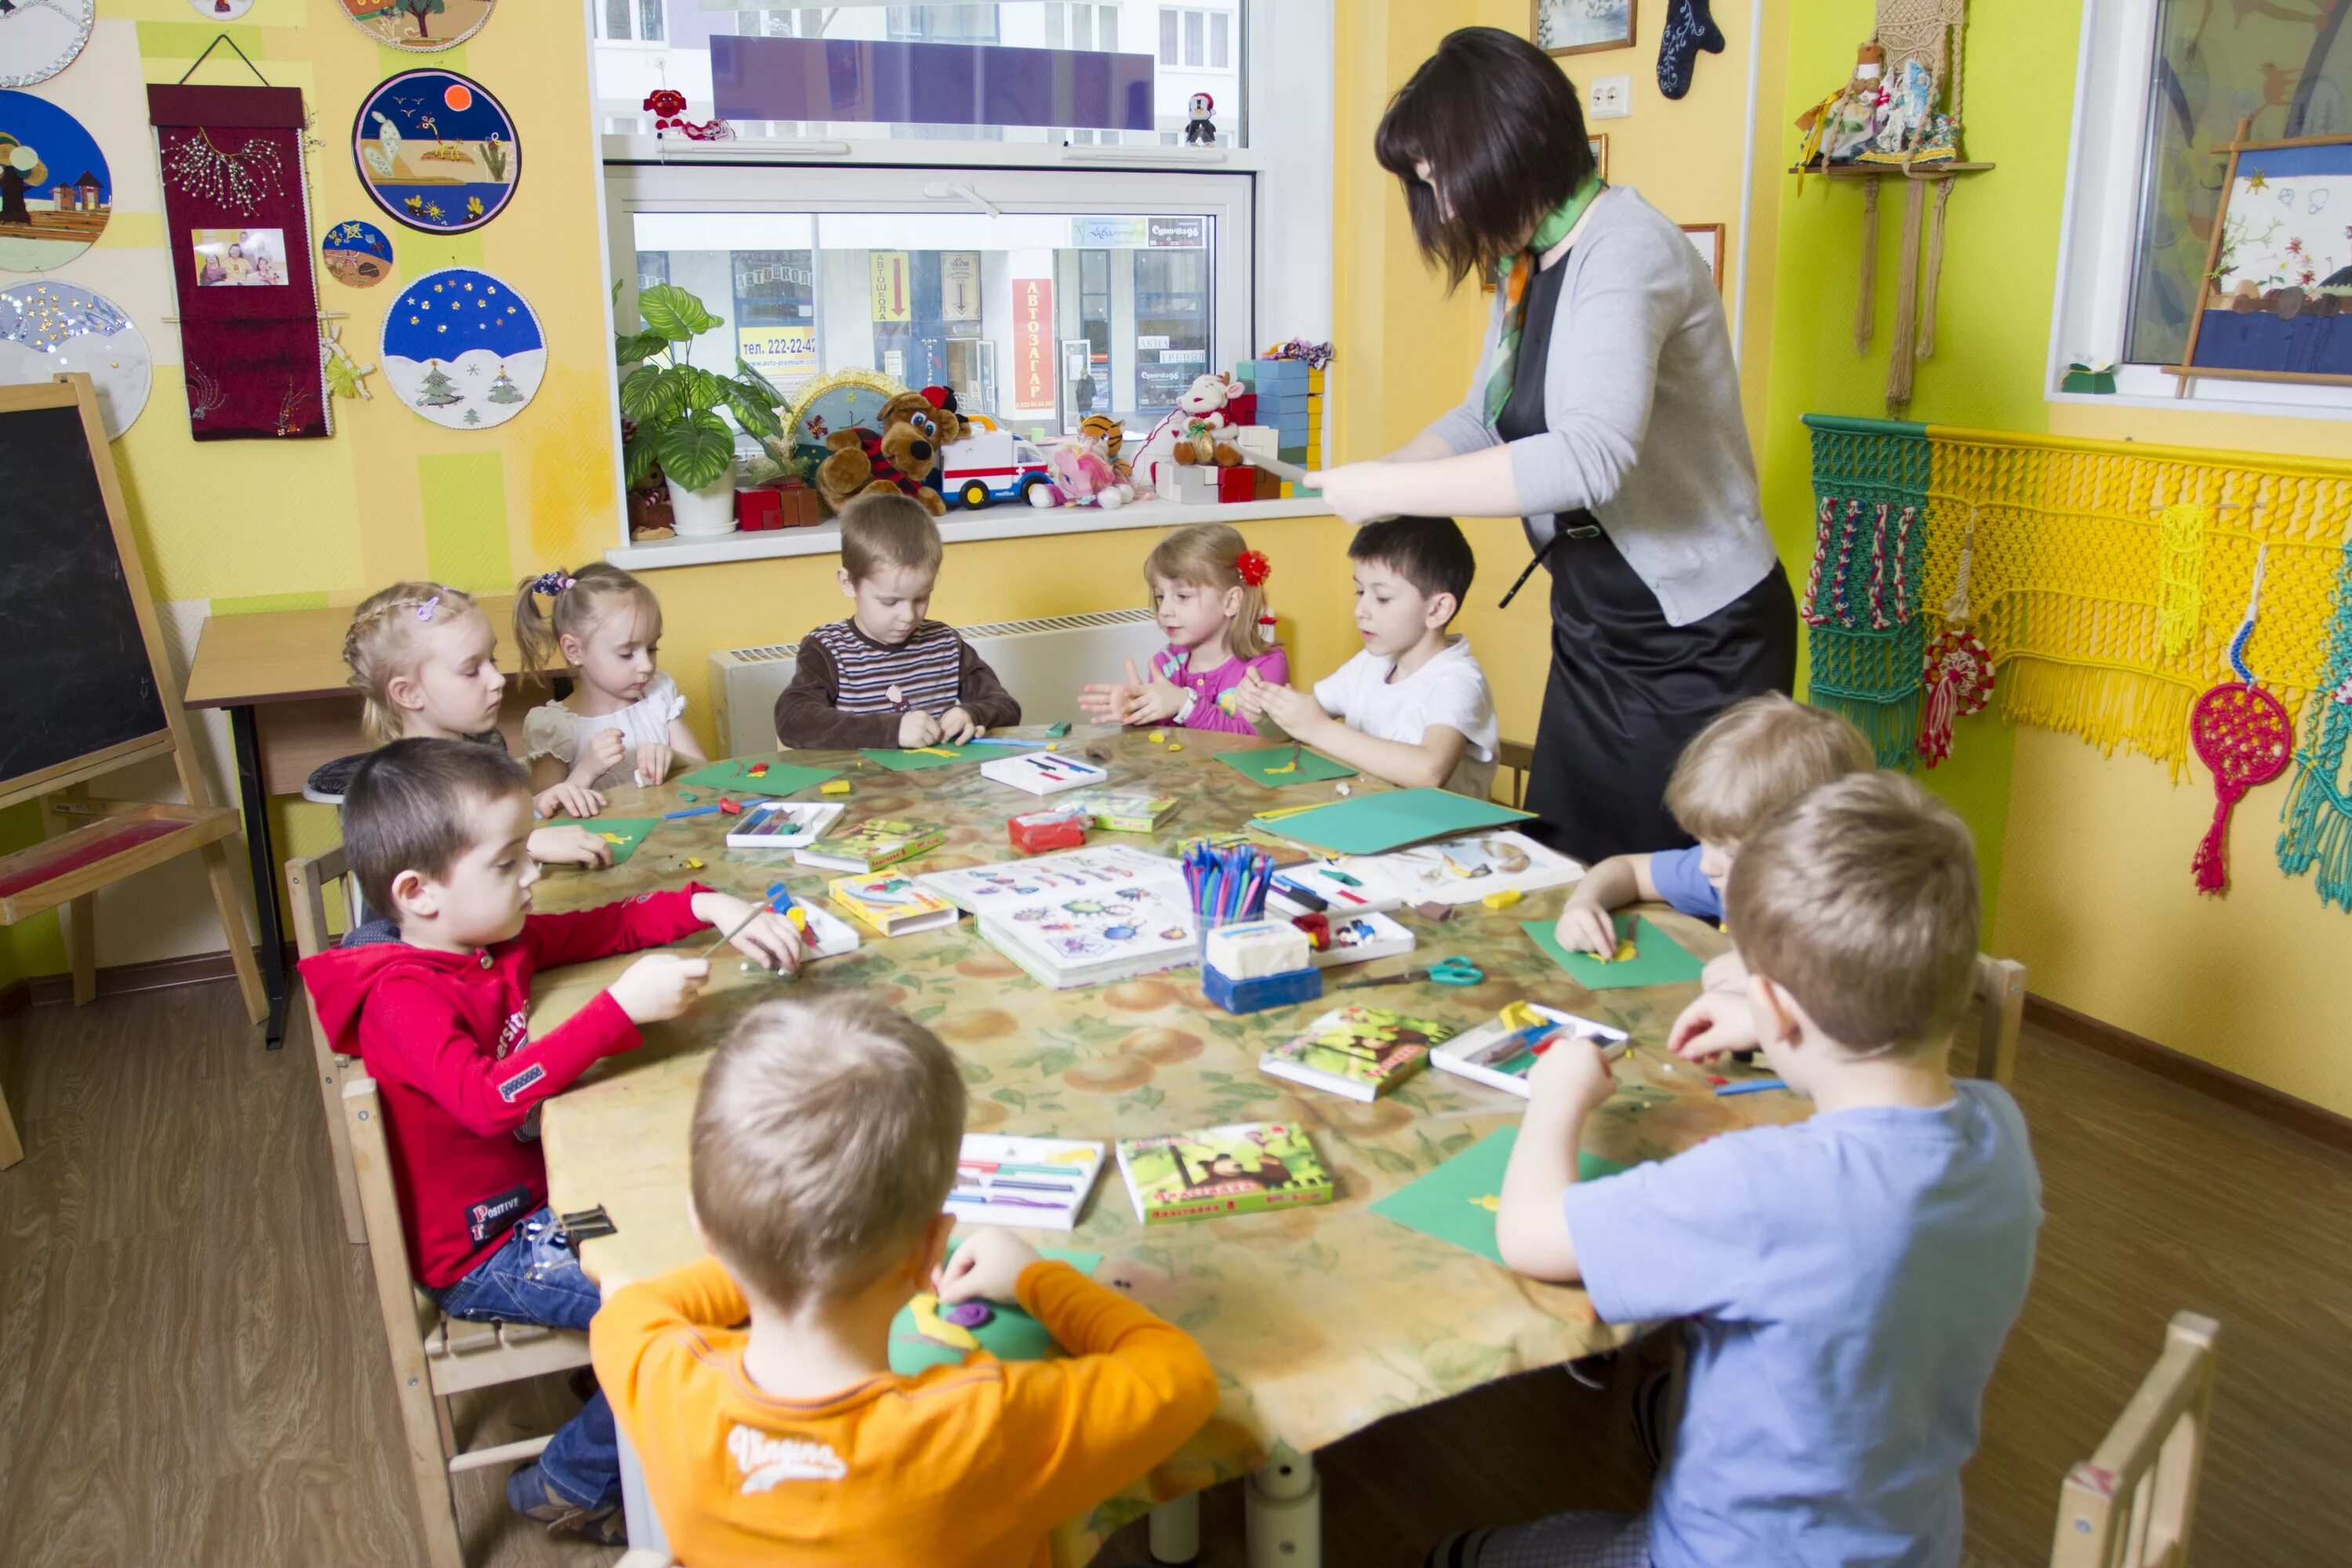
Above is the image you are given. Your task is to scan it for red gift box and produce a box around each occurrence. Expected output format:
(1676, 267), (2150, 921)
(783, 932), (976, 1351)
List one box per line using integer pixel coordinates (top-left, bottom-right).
(778, 481), (821, 528)
(1225, 391), (1258, 426)
(1218, 465), (1258, 503)
(737, 488), (782, 530)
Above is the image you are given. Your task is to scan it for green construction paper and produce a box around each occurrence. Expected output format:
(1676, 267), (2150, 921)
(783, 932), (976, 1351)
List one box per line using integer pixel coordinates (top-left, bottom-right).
(1523, 913), (1706, 990)
(543, 817), (656, 866)
(1249, 787), (1534, 855)
(676, 757), (842, 797)
(1369, 1127), (1624, 1266)
(887, 1246), (1102, 1374)
(859, 740), (1044, 772)
(1215, 746), (1358, 787)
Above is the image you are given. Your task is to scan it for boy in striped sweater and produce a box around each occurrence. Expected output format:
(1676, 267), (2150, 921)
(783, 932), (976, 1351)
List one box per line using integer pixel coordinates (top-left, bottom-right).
(774, 492), (1022, 750)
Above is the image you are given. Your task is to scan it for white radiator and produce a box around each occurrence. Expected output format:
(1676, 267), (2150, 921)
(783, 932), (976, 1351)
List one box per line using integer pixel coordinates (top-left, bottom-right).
(708, 608), (1166, 756)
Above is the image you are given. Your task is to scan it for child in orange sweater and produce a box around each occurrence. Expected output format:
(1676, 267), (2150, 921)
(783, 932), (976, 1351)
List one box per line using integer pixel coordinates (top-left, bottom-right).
(590, 996), (1218, 1565)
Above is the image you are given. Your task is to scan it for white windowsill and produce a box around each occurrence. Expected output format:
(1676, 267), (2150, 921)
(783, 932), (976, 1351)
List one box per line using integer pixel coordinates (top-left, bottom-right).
(607, 493), (1335, 572)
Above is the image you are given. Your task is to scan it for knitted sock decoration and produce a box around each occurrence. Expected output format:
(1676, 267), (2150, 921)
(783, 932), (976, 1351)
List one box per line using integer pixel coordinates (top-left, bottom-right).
(1657, 0), (1725, 100)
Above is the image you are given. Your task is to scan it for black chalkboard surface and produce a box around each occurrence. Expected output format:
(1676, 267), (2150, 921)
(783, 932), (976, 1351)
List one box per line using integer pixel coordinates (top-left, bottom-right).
(0, 401), (169, 789)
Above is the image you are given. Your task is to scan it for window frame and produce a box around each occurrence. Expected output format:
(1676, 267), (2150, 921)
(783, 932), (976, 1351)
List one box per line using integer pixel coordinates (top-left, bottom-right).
(2049, 0), (2352, 418)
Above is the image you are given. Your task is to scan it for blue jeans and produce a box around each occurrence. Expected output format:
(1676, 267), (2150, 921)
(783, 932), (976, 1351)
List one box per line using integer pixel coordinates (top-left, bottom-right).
(434, 1206), (618, 1509)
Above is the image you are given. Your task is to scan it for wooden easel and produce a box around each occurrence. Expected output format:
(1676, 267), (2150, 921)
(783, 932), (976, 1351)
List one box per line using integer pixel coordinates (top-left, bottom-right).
(0, 376), (266, 1171)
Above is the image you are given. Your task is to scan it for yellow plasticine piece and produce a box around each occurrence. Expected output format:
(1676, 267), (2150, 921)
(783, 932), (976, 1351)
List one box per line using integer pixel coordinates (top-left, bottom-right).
(911, 746), (960, 758)
(1468, 1193), (1501, 1213)
(1480, 888), (1523, 909)
(1267, 760), (1298, 775)
(1498, 1000), (1544, 1031)
(1148, 731), (1167, 744)
(1166, 742), (1183, 753)
(1595, 937), (1639, 964)
(599, 833), (628, 844)
(1047, 743), (1059, 752)
(684, 858), (704, 870)
(820, 780), (851, 795)
(909, 1292), (980, 1352)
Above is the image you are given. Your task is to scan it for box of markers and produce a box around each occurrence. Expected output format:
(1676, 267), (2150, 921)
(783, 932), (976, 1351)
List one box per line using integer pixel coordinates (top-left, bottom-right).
(980, 750), (1111, 797)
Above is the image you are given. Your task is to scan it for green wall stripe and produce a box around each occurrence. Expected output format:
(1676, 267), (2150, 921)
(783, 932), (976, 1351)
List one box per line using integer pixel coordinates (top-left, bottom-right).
(419, 451), (510, 594)
(213, 591), (331, 616)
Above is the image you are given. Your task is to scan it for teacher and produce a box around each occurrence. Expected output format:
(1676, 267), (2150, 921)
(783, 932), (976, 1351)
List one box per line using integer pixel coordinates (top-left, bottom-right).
(1311, 27), (1796, 863)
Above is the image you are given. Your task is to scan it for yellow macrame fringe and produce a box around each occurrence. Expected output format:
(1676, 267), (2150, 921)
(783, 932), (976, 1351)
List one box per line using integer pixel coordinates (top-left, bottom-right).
(1996, 659), (2198, 780)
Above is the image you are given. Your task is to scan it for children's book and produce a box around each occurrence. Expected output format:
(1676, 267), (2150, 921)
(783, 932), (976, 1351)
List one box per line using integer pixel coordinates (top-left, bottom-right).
(723, 800), (844, 851)
(1308, 910), (1417, 968)
(979, 750), (1112, 797)
(1062, 792), (1177, 833)
(915, 843), (1181, 916)
(1115, 1121), (1335, 1225)
(977, 877), (1199, 989)
(944, 1134), (1106, 1231)
(676, 756), (844, 798)
(793, 818), (945, 873)
(1523, 913), (1706, 989)
(827, 873), (960, 937)
(1267, 859), (1410, 916)
(887, 1243), (1101, 1374)
(1334, 831), (1583, 908)
(1431, 1003), (1629, 1098)
(1257, 1005), (1453, 1102)
(1367, 1127), (1626, 1267)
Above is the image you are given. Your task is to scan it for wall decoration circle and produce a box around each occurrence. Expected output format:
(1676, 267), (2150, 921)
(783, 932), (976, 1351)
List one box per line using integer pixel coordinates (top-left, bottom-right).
(1, 0), (95, 89)
(321, 217), (395, 289)
(183, 0), (256, 16)
(0, 91), (110, 271)
(338, 0), (494, 52)
(382, 267), (543, 430)
(0, 281), (152, 440)
(352, 70), (519, 235)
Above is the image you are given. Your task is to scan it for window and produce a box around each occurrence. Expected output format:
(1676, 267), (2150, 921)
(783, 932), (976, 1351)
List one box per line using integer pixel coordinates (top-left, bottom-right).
(1156, 7), (1232, 71)
(598, 0), (662, 42)
(1211, 11), (1229, 69)
(887, 5), (1000, 43)
(2051, 0), (2352, 413)
(1160, 8), (1178, 65)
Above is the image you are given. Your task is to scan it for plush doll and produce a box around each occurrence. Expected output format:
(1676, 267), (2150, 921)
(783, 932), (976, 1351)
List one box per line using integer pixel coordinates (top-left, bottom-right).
(1795, 42), (1887, 165)
(1183, 92), (1217, 147)
(1171, 372), (1242, 466)
(919, 384), (968, 448)
(815, 391), (949, 517)
(1029, 434), (1134, 511)
(1080, 412), (1130, 479)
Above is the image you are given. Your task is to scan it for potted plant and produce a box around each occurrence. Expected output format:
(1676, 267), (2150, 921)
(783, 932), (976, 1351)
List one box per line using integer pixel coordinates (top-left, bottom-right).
(615, 283), (786, 536)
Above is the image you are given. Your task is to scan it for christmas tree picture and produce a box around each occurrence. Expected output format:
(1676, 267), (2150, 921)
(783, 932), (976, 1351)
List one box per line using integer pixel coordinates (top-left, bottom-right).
(487, 362), (524, 405)
(463, 406), (482, 426)
(415, 359), (463, 408)
(383, 268), (545, 430)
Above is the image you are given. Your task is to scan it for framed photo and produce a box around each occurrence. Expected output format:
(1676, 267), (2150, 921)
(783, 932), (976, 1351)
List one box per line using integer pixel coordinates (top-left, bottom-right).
(1589, 133), (1608, 182)
(191, 227), (289, 288)
(2171, 131), (2352, 390)
(1680, 223), (1725, 291)
(1534, 0), (1635, 57)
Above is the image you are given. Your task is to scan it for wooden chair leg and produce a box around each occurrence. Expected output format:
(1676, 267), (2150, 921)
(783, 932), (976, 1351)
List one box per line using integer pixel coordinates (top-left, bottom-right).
(396, 1371), (469, 1568)
(0, 1081), (21, 1171)
(302, 986), (368, 1245)
(201, 838), (268, 1025)
(65, 894), (96, 1008)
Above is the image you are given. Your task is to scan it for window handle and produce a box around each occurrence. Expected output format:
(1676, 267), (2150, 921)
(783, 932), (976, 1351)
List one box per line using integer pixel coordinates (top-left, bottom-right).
(922, 180), (1002, 219)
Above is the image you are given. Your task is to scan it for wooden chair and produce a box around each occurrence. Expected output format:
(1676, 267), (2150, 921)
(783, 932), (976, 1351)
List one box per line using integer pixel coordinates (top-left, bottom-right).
(343, 1075), (595, 1568)
(2050, 1312), (2220, 1568)
(1971, 956), (2027, 1088)
(1494, 739), (1536, 810)
(287, 844), (368, 1244)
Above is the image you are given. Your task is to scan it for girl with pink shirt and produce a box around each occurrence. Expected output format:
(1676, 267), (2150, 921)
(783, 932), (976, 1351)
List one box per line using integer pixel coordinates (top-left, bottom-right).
(1079, 523), (1287, 736)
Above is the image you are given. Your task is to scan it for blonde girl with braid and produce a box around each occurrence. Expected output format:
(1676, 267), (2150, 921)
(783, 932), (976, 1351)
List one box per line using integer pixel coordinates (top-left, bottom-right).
(339, 583), (611, 868)
(513, 564), (704, 794)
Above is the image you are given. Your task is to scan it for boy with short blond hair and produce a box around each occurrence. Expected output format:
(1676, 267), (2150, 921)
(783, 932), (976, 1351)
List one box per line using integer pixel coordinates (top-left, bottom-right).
(774, 492), (1022, 749)
(1468, 774), (2042, 1568)
(592, 996), (1219, 1566)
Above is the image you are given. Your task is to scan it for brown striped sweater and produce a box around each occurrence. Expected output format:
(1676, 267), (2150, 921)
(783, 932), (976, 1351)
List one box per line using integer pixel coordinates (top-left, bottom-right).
(773, 619), (1022, 749)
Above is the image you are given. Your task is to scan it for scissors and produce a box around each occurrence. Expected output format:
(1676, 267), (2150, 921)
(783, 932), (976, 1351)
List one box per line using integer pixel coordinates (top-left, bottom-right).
(1338, 955), (1483, 990)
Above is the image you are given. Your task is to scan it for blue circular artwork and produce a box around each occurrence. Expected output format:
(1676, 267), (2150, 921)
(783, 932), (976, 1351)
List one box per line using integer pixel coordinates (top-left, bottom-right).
(0, 89), (112, 272)
(381, 267), (543, 430)
(321, 217), (394, 289)
(352, 69), (519, 235)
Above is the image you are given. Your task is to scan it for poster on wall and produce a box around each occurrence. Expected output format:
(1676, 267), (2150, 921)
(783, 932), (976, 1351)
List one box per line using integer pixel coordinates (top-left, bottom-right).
(940, 251), (981, 322)
(738, 323), (817, 398)
(0, 281), (152, 440)
(0, 0), (94, 89)
(381, 267), (544, 430)
(352, 70), (520, 235)
(338, 0), (496, 52)
(0, 92), (110, 272)
(148, 83), (329, 439)
(1012, 276), (1053, 412)
(2176, 135), (2352, 388)
(869, 250), (910, 323)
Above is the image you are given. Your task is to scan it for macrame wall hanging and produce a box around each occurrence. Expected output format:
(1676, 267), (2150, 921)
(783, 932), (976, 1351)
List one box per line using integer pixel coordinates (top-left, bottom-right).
(1917, 506), (1992, 767)
(2187, 541), (2292, 895)
(1801, 420), (1930, 768)
(148, 49), (328, 439)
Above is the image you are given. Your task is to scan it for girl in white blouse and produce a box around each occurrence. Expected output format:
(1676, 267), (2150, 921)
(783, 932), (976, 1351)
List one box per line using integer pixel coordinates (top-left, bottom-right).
(514, 564), (707, 794)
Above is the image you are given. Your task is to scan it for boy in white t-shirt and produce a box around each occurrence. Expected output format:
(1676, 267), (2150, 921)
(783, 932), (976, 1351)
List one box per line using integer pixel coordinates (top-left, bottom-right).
(1238, 517), (1498, 797)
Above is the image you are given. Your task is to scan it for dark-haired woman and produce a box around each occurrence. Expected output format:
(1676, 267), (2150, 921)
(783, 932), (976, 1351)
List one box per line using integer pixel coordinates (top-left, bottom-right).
(1311, 27), (1795, 865)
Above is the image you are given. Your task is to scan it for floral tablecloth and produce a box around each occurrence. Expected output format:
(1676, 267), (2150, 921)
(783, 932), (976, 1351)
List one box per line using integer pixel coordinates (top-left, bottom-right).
(534, 728), (1807, 1559)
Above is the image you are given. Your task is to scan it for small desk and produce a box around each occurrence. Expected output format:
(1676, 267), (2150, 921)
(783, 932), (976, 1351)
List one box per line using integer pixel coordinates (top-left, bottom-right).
(535, 731), (1802, 1564)
(183, 595), (563, 1044)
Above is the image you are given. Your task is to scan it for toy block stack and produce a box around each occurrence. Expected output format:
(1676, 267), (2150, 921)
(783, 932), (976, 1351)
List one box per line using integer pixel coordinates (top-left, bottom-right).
(1235, 356), (1323, 497)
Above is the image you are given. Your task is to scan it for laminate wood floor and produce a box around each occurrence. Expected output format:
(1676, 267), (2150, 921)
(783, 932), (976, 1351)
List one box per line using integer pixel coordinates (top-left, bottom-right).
(1, 983), (2345, 1568)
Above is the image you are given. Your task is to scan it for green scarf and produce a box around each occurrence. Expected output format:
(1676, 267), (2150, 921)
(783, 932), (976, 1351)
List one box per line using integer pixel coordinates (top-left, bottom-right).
(1483, 176), (1605, 429)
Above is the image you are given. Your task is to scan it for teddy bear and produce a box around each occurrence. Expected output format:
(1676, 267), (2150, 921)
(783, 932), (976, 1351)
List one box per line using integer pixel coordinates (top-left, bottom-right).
(919, 384), (970, 448)
(1170, 372), (1242, 466)
(814, 390), (948, 517)
(1080, 412), (1130, 478)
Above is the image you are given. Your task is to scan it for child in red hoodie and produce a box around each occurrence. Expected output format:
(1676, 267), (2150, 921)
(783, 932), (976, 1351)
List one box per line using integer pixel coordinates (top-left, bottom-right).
(299, 738), (803, 1544)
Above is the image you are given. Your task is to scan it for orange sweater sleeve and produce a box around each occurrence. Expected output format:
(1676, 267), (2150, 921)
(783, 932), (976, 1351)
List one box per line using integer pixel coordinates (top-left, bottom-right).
(591, 1257), (750, 1446)
(988, 1259), (1221, 1530)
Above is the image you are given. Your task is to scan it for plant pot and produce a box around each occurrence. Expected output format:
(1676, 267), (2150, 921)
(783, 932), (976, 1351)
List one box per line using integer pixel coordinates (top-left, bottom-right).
(666, 470), (739, 536)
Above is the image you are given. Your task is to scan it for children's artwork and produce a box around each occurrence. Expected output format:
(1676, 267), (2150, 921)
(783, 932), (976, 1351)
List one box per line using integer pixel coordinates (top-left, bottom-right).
(191, 227), (289, 288)
(1523, 913), (1705, 990)
(860, 740), (1042, 773)
(1116, 1122), (1335, 1225)
(0, 92), (109, 271)
(1368, 1127), (1625, 1266)
(2176, 135), (2352, 388)
(1534, 0), (1635, 56)
(1215, 746), (1358, 788)
(352, 70), (520, 235)
(185, 0), (255, 14)
(0, 0), (93, 89)
(320, 218), (394, 289)
(1250, 789), (1537, 857)
(0, 282), (151, 440)
(887, 1245), (1101, 1374)
(380, 267), (543, 430)
(676, 755), (843, 798)
(147, 83), (329, 440)
(545, 817), (655, 865)
(338, 0), (496, 52)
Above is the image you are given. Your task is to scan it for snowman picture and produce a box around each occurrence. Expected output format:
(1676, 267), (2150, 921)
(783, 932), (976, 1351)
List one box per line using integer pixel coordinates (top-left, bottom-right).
(1183, 93), (1216, 147)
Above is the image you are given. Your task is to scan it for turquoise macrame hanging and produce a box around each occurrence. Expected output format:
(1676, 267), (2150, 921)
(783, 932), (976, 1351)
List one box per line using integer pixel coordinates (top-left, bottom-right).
(1802, 419), (1932, 767)
(2275, 528), (2352, 910)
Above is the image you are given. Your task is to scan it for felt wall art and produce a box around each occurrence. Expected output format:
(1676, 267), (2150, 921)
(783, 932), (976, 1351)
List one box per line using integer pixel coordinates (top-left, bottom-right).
(321, 217), (394, 288)
(337, 0), (495, 52)
(381, 266), (543, 430)
(353, 70), (518, 235)
(0, 91), (110, 271)
(0, 280), (151, 439)
(148, 83), (329, 438)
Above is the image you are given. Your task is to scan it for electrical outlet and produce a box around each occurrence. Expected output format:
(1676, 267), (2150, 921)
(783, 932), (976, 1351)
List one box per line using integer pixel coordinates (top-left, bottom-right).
(1588, 74), (1632, 120)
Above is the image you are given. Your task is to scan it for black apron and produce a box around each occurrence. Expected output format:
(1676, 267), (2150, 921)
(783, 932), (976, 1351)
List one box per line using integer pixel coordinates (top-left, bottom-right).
(1495, 256), (1798, 864)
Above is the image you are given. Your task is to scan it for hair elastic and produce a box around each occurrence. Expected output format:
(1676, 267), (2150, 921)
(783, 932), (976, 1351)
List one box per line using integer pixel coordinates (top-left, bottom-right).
(1235, 549), (1272, 587)
(413, 596), (441, 622)
(530, 570), (575, 597)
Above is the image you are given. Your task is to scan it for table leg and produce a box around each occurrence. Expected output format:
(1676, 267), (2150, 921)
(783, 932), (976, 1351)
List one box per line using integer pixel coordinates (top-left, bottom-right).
(616, 1411), (673, 1560)
(1243, 1449), (1319, 1568)
(1149, 1492), (1200, 1563)
(230, 704), (289, 1047)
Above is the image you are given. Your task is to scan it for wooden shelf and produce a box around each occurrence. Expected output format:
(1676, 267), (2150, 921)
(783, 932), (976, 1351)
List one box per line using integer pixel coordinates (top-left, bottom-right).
(1788, 160), (1995, 180)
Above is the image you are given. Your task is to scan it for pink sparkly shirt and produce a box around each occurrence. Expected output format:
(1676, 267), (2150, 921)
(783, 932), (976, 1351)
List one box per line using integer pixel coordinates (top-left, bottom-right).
(1153, 643), (1290, 735)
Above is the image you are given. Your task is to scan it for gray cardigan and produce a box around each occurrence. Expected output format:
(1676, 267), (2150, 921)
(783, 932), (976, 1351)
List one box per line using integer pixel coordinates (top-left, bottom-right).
(1422, 187), (1777, 627)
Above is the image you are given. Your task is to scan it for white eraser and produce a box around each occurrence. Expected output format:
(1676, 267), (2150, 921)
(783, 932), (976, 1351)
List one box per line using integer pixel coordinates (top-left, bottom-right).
(1203, 920), (1310, 979)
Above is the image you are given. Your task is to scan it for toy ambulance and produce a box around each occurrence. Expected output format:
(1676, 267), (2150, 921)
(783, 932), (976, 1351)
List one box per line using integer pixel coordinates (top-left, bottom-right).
(938, 428), (1053, 509)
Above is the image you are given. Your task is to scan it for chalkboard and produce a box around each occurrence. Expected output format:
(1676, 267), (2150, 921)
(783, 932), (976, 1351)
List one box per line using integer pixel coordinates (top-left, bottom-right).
(0, 399), (169, 791)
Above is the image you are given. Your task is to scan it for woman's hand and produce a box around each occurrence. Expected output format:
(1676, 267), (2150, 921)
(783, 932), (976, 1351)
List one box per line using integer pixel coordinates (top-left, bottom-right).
(1304, 463), (1399, 528)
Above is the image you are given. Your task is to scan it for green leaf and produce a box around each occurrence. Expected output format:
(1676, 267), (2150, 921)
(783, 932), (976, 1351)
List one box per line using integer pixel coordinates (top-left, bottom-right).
(652, 410), (735, 491)
(614, 330), (669, 367)
(674, 365), (725, 417)
(637, 282), (722, 342)
(734, 355), (787, 408)
(618, 363), (672, 422)
(724, 379), (783, 440)
(622, 430), (658, 490)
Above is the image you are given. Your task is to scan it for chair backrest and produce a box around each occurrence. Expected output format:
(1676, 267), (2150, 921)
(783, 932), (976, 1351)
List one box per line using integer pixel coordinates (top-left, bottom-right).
(1494, 739), (1536, 811)
(2049, 1312), (2220, 1568)
(342, 1076), (445, 1369)
(1972, 955), (2027, 1087)
(286, 843), (350, 968)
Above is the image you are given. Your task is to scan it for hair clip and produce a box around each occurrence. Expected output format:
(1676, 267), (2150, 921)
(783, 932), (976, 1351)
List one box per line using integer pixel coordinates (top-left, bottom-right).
(531, 570), (574, 597)
(1235, 549), (1272, 587)
(414, 596), (440, 622)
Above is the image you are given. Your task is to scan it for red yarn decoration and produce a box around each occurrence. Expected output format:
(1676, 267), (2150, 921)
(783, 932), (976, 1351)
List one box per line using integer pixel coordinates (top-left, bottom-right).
(1917, 626), (1994, 768)
(2187, 681), (2292, 895)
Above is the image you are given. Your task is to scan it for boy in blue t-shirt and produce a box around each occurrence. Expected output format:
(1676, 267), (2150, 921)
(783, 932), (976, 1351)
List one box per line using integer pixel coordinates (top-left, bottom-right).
(1470, 772), (2042, 1568)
